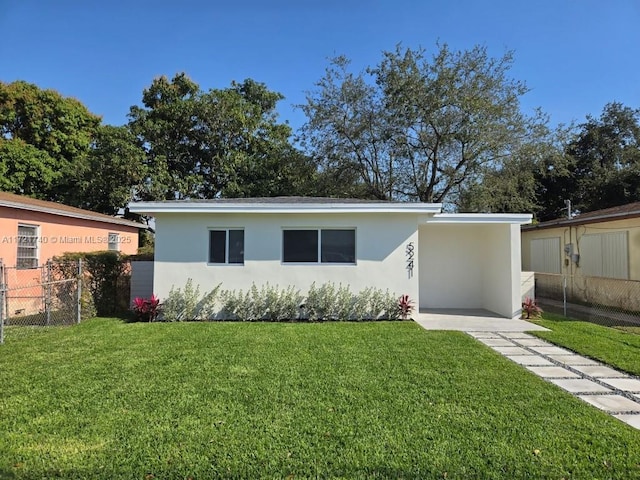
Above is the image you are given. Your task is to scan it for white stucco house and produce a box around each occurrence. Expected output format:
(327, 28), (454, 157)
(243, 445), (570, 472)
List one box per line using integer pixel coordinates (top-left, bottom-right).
(129, 197), (532, 319)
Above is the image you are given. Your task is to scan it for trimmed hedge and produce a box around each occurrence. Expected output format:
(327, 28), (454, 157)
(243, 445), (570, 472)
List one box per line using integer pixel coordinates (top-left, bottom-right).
(156, 280), (405, 322)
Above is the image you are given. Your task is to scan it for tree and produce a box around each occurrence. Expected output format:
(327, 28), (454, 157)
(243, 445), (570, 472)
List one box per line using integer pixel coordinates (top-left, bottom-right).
(129, 73), (311, 200)
(299, 44), (546, 206)
(0, 138), (61, 196)
(0, 80), (101, 203)
(541, 102), (640, 219)
(76, 125), (147, 215)
(458, 117), (573, 216)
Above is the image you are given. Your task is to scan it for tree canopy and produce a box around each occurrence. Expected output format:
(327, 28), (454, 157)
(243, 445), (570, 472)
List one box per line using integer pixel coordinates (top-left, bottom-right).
(128, 74), (314, 200)
(535, 102), (640, 220)
(0, 80), (101, 203)
(2, 63), (638, 222)
(299, 44), (550, 207)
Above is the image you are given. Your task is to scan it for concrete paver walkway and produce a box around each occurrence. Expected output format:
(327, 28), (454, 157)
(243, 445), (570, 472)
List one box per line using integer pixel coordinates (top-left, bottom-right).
(467, 331), (640, 430)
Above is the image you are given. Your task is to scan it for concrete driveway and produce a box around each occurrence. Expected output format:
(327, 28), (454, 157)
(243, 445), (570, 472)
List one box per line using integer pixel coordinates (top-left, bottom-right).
(414, 309), (549, 332)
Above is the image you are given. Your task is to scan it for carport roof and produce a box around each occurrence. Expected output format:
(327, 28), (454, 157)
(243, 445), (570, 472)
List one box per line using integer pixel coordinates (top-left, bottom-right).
(426, 213), (533, 225)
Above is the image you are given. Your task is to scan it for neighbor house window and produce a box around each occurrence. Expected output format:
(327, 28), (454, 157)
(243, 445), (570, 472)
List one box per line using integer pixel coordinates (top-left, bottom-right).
(209, 229), (244, 264)
(108, 232), (119, 251)
(283, 229), (355, 264)
(580, 231), (628, 279)
(17, 224), (39, 269)
(530, 237), (561, 274)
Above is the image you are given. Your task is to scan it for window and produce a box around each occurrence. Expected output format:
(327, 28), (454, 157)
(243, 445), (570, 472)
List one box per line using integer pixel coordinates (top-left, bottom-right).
(17, 224), (38, 269)
(108, 232), (119, 251)
(283, 229), (355, 264)
(580, 232), (628, 279)
(209, 229), (244, 264)
(530, 237), (561, 274)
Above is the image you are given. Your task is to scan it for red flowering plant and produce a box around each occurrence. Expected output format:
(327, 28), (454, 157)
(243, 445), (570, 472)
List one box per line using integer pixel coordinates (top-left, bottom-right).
(398, 294), (415, 320)
(132, 294), (161, 322)
(521, 296), (543, 319)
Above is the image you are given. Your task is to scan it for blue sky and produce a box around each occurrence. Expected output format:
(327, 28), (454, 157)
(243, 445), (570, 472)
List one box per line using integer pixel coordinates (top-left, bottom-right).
(1, 0), (638, 133)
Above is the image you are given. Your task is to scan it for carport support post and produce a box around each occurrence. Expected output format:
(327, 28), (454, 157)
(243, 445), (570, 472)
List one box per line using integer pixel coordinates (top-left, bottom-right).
(76, 258), (82, 324)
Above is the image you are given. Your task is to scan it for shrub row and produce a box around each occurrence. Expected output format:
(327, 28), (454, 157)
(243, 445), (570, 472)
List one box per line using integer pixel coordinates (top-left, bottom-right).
(154, 280), (407, 322)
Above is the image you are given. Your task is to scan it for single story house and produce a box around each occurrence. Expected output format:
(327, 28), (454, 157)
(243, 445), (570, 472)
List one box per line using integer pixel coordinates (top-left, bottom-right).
(0, 191), (143, 267)
(130, 197), (531, 319)
(0, 191), (145, 318)
(521, 201), (640, 310)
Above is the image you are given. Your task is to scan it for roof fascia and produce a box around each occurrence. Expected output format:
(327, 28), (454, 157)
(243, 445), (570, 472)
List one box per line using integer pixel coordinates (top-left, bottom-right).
(426, 213), (533, 225)
(128, 202), (444, 215)
(523, 210), (640, 231)
(0, 200), (144, 229)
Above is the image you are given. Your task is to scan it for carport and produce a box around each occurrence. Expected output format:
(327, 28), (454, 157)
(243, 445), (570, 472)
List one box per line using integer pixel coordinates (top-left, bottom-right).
(418, 214), (531, 319)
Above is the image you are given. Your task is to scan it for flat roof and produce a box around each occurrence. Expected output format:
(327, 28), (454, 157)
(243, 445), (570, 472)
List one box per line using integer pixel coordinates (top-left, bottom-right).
(0, 191), (146, 229)
(129, 196), (444, 214)
(426, 213), (533, 225)
(129, 197), (532, 224)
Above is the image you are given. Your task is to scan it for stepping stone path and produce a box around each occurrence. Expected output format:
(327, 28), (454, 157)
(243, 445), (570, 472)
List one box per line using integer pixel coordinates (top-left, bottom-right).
(467, 331), (640, 430)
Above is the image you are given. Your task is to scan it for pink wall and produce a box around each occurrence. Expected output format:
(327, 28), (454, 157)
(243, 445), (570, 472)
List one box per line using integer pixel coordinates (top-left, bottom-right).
(0, 206), (139, 267)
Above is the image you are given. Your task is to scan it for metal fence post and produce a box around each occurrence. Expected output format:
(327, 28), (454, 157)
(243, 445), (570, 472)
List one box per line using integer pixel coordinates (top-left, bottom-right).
(562, 275), (567, 318)
(77, 258), (82, 324)
(3, 261), (8, 329)
(0, 259), (4, 344)
(45, 260), (52, 326)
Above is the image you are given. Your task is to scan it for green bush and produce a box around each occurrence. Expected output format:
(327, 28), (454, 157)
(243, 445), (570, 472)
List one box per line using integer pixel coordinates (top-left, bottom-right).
(222, 283), (304, 321)
(305, 282), (353, 320)
(161, 279), (222, 321)
(350, 286), (400, 320)
(53, 251), (130, 317)
(159, 281), (403, 322)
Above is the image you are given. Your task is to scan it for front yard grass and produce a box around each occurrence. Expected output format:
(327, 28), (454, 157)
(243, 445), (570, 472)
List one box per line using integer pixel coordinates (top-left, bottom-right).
(1, 318), (639, 479)
(531, 312), (640, 376)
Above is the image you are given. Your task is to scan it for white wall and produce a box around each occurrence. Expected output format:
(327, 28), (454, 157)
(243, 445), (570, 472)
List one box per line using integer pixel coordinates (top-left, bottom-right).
(521, 271), (535, 301)
(153, 212), (420, 302)
(482, 224), (521, 318)
(418, 224), (484, 309)
(419, 223), (522, 318)
(130, 261), (154, 301)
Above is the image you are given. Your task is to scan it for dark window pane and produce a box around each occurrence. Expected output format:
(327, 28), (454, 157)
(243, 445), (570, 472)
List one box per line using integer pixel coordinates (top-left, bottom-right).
(283, 230), (318, 262)
(228, 230), (244, 264)
(209, 230), (226, 263)
(321, 230), (355, 263)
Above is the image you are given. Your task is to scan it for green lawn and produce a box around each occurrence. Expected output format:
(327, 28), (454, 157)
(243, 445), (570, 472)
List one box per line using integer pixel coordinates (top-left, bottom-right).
(531, 313), (640, 377)
(1, 319), (639, 479)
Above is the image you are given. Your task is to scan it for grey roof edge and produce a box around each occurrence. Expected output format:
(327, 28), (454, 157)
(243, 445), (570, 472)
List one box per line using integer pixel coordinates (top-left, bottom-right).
(132, 196), (406, 204)
(523, 208), (640, 231)
(128, 198), (444, 215)
(0, 199), (147, 229)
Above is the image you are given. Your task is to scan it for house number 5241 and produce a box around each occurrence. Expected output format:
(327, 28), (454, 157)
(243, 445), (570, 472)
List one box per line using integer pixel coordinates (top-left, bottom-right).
(406, 242), (414, 278)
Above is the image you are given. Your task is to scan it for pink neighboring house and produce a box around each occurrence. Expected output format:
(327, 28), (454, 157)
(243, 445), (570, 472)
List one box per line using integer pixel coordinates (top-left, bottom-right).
(0, 191), (143, 270)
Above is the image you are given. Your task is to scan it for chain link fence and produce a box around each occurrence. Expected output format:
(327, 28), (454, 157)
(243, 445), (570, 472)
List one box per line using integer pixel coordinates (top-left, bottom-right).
(0, 259), (82, 344)
(535, 273), (640, 328)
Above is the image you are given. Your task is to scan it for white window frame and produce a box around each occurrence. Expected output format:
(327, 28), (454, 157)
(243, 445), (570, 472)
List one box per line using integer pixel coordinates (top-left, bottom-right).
(17, 224), (39, 270)
(207, 228), (244, 265)
(108, 232), (120, 251)
(282, 228), (356, 265)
